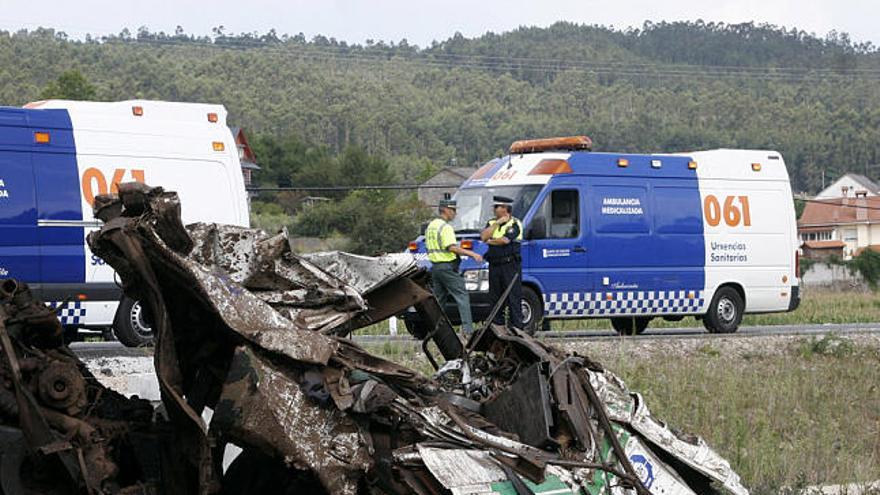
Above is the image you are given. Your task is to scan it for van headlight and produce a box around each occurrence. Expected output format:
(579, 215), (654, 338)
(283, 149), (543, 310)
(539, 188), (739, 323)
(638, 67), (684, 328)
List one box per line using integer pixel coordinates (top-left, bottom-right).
(464, 269), (489, 292)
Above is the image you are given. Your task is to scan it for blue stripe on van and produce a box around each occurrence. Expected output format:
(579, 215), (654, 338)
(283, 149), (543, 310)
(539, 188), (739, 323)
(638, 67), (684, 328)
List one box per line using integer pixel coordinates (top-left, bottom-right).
(0, 107), (84, 284)
(539, 152), (705, 298)
(31, 108), (85, 284)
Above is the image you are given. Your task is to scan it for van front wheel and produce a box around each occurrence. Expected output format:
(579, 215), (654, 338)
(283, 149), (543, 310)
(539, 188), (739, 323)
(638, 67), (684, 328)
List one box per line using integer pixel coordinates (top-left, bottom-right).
(113, 297), (154, 347)
(703, 287), (744, 334)
(521, 287), (542, 336)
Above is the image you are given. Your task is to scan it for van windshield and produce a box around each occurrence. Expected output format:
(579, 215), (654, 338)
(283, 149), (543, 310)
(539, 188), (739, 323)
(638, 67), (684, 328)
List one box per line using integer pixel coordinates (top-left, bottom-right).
(451, 185), (543, 232)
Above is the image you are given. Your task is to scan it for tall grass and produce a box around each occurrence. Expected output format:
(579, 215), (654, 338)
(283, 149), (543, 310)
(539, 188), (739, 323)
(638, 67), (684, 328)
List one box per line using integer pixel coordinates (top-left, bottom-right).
(603, 339), (880, 492)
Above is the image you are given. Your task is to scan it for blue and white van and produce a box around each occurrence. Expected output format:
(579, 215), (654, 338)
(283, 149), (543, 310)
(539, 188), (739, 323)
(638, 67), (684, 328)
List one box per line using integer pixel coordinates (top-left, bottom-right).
(407, 137), (800, 334)
(0, 99), (250, 345)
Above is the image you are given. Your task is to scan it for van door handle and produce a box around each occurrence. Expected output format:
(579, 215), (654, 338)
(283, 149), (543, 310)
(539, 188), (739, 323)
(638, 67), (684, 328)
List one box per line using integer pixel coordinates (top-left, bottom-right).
(573, 246), (586, 253)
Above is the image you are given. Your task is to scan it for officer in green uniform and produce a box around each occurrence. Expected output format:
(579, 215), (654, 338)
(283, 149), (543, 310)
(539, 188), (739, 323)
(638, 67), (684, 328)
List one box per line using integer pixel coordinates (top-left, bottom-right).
(480, 196), (525, 332)
(425, 199), (483, 335)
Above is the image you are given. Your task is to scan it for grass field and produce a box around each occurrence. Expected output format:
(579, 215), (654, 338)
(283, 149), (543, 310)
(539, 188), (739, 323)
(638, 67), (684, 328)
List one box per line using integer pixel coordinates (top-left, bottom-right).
(362, 334), (880, 493)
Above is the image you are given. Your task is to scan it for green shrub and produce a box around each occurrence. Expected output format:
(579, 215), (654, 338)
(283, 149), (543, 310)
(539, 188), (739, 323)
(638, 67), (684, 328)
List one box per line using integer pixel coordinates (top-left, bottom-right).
(249, 200), (294, 233)
(796, 334), (855, 358)
(292, 190), (430, 255)
(848, 249), (880, 288)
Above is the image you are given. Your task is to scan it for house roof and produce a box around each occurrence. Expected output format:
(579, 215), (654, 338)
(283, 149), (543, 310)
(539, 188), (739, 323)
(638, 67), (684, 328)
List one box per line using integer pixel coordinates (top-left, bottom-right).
(421, 167), (477, 185)
(802, 240), (846, 249)
(817, 173), (880, 198)
(229, 126), (259, 167)
(846, 173), (880, 194)
(798, 196), (880, 227)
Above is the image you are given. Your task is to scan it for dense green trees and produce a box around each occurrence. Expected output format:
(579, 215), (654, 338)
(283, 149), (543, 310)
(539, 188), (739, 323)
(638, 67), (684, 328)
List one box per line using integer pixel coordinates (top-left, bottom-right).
(2, 22), (878, 194)
(290, 190), (430, 255)
(4, 21), (880, 250)
(39, 69), (97, 100)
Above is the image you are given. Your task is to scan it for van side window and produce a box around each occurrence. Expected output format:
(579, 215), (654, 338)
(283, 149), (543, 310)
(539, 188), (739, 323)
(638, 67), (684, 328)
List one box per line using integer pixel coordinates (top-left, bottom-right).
(531, 189), (580, 239)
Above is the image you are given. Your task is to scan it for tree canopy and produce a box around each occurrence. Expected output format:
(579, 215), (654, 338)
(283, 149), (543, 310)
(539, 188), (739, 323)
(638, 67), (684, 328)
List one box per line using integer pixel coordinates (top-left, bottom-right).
(3, 20), (878, 196)
(39, 69), (97, 100)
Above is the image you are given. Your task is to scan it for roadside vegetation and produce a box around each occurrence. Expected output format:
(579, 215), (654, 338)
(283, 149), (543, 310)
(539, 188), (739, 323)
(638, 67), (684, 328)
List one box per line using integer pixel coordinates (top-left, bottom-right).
(364, 334), (880, 492)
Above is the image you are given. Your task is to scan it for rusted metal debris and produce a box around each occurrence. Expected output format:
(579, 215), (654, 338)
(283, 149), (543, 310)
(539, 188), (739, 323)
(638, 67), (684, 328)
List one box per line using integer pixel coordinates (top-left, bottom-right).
(0, 183), (750, 494)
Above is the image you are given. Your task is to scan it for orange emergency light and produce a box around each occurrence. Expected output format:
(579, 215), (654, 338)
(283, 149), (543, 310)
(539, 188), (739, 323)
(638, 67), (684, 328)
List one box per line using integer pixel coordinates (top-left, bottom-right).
(509, 136), (592, 154)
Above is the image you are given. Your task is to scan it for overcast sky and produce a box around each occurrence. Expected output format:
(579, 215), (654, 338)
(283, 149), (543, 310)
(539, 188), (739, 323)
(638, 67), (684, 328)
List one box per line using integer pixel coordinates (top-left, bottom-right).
(0, 0), (876, 47)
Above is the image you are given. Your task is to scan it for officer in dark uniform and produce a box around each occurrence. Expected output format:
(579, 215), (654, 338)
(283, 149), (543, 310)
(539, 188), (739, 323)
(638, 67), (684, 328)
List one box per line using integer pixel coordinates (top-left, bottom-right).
(480, 196), (525, 331)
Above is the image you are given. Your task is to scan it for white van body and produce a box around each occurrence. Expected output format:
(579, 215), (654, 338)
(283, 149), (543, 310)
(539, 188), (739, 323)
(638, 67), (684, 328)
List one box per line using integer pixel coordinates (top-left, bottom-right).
(1, 99), (249, 332)
(406, 147), (800, 334)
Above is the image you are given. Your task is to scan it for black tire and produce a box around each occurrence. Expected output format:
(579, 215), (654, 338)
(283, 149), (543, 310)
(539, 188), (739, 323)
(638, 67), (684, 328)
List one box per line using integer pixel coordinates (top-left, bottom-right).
(113, 297), (154, 347)
(521, 287), (542, 336)
(62, 325), (80, 344)
(703, 286), (744, 334)
(541, 319), (552, 332)
(611, 316), (650, 335)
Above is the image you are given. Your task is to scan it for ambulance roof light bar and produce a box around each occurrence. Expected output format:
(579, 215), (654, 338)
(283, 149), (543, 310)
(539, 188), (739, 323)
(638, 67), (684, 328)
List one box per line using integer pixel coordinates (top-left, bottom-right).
(509, 135), (592, 155)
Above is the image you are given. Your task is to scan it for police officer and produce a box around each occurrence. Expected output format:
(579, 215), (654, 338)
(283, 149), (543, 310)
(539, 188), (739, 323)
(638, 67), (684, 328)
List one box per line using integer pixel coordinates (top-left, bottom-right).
(425, 199), (483, 335)
(480, 196), (525, 332)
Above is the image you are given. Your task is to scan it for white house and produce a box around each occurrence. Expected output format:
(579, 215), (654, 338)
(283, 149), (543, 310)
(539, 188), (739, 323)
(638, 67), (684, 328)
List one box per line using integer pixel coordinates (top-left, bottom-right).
(814, 173), (880, 200)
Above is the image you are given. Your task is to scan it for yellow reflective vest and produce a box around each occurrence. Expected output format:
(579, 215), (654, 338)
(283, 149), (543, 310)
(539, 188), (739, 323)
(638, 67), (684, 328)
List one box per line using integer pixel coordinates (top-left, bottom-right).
(425, 218), (457, 263)
(488, 217), (523, 241)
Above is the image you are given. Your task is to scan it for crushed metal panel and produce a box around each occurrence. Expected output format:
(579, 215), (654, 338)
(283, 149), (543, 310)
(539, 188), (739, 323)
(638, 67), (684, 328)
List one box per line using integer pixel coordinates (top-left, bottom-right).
(212, 346), (372, 495)
(626, 395), (749, 495)
(482, 362), (555, 449)
(302, 251), (420, 295)
(415, 445), (507, 492)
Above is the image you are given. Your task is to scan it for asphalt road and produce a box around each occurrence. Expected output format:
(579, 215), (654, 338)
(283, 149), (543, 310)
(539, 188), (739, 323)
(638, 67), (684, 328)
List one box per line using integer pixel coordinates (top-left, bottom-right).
(69, 322), (880, 357)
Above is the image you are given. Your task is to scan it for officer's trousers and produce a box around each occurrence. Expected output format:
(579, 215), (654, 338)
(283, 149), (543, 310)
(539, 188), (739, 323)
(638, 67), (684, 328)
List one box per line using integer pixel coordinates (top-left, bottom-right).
(488, 260), (523, 329)
(431, 263), (474, 334)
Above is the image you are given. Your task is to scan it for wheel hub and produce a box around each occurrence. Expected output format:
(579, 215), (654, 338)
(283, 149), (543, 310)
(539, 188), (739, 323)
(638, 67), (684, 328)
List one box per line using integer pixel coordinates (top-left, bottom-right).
(520, 299), (532, 325)
(717, 297), (736, 323)
(130, 301), (153, 338)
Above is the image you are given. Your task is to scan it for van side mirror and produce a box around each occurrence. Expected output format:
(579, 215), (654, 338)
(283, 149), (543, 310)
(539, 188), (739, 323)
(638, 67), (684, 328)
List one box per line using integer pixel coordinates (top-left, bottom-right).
(525, 218), (546, 240)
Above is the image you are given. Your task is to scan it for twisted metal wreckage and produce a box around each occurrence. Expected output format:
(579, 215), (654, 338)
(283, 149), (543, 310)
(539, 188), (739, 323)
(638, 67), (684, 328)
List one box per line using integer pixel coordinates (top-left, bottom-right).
(0, 183), (750, 495)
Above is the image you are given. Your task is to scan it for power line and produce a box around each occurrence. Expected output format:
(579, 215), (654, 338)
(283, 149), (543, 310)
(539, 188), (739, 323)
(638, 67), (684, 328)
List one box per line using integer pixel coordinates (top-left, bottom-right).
(799, 197), (880, 212)
(10, 19), (879, 76)
(123, 39), (880, 81)
(251, 184), (880, 212)
(249, 184), (460, 192)
(13, 31), (880, 83)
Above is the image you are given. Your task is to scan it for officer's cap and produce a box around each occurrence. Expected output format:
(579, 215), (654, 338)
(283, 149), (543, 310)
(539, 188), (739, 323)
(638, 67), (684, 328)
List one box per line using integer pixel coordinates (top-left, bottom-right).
(492, 196), (514, 207)
(439, 199), (457, 209)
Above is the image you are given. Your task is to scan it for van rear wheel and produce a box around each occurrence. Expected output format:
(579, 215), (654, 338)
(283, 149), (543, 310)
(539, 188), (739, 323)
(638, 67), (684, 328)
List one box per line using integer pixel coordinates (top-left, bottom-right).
(113, 297), (154, 347)
(703, 287), (744, 334)
(611, 317), (650, 335)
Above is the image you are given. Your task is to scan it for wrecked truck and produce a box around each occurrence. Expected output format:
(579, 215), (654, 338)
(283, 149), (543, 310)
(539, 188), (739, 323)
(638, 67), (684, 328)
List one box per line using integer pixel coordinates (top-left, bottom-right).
(0, 182), (749, 494)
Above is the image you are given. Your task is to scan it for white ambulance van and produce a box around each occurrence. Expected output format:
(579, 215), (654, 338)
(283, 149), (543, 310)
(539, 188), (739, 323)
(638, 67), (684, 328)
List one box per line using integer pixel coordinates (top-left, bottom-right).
(407, 137), (800, 335)
(0, 100), (250, 345)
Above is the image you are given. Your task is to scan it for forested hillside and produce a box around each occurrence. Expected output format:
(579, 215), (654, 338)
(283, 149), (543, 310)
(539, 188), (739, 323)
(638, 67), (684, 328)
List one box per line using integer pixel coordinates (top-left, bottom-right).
(1, 21), (878, 196)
